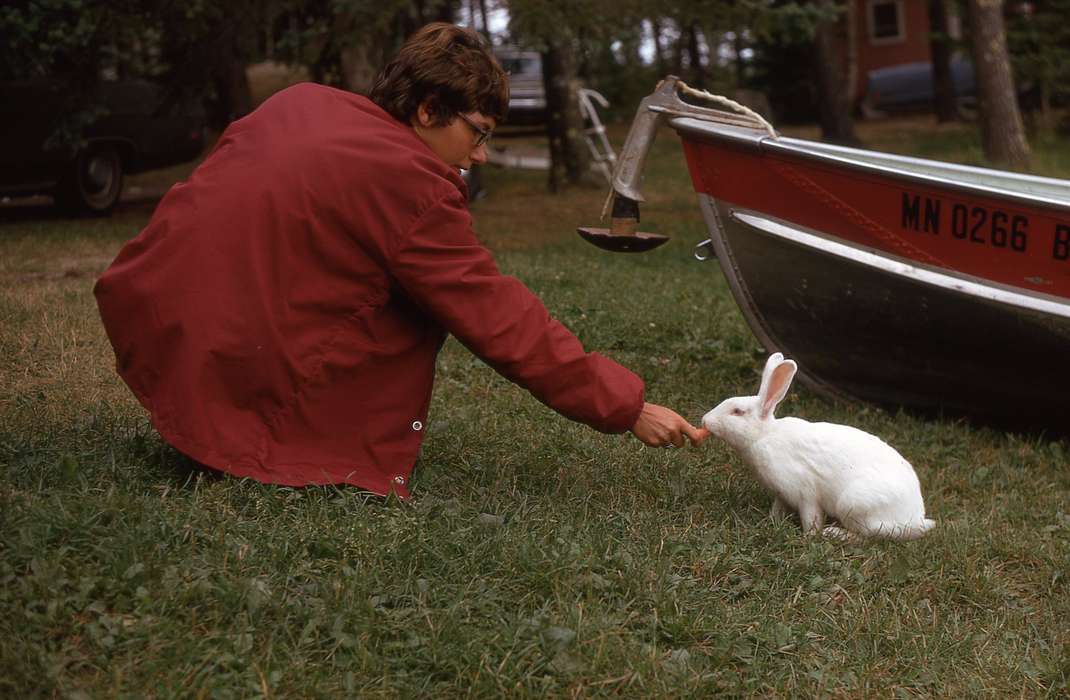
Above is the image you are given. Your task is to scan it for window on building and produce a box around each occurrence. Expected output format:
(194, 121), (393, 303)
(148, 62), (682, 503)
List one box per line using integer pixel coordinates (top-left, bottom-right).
(867, 0), (905, 44)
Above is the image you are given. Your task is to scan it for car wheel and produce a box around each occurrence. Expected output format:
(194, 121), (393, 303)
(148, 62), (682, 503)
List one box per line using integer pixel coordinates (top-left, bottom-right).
(462, 164), (485, 202)
(956, 95), (978, 121)
(858, 96), (887, 121)
(56, 144), (124, 215)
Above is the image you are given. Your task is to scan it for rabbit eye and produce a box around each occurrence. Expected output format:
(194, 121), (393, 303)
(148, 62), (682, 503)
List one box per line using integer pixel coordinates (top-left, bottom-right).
(731, 408), (745, 416)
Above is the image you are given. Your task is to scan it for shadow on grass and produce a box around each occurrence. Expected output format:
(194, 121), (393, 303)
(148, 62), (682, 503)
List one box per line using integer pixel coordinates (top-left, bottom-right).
(147, 439), (393, 506)
(157, 447), (227, 487)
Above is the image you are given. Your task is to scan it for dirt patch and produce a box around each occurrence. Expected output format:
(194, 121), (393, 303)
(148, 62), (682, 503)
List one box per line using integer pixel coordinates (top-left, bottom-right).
(14, 256), (113, 283)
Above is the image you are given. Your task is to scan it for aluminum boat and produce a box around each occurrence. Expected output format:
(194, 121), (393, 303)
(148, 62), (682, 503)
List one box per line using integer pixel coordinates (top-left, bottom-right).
(580, 77), (1070, 430)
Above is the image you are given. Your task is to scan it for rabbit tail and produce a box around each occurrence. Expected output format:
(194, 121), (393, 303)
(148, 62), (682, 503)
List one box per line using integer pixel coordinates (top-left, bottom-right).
(827, 518), (936, 542)
(907, 518), (937, 539)
(883, 518), (937, 541)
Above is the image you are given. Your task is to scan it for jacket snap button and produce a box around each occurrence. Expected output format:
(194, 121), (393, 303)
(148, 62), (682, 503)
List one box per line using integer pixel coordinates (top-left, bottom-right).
(393, 475), (406, 485)
(412, 420), (423, 431)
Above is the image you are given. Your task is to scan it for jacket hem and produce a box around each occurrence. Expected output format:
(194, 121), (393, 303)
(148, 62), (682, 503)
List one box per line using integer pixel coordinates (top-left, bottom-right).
(153, 422), (412, 499)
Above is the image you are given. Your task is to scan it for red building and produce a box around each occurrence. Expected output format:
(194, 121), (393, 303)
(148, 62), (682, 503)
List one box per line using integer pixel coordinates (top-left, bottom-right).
(852, 0), (943, 97)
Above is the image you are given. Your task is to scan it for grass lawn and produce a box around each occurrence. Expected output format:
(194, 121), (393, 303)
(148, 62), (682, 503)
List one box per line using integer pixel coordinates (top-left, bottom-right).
(2, 113), (1069, 698)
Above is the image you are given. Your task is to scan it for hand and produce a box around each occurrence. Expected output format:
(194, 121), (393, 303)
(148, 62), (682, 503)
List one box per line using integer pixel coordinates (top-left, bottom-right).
(630, 402), (710, 449)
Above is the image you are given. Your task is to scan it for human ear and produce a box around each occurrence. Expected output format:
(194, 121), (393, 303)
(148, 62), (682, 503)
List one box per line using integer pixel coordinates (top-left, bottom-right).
(416, 99), (446, 128)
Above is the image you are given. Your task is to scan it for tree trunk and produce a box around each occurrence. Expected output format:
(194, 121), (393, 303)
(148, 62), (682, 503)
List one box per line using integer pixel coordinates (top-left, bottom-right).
(670, 20), (685, 76)
(225, 58), (252, 120)
(650, 17), (668, 76)
(1036, 80), (1052, 133)
(339, 43), (380, 95)
(337, 5), (434, 95)
(619, 28), (644, 72)
(844, 0), (858, 105)
(206, 25), (252, 128)
(929, 0), (960, 121)
(431, 0), (458, 23)
(813, 0), (860, 146)
(733, 28), (746, 86)
(966, 0), (1030, 169)
(542, 36), (590, 192)
(478, 0), (491, 40)
(685, 22), (706, 87)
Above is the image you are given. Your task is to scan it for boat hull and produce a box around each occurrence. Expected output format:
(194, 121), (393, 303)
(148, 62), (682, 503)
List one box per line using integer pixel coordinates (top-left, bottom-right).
(673, 119), (1070, 429)
(699, 195), (1070, 427)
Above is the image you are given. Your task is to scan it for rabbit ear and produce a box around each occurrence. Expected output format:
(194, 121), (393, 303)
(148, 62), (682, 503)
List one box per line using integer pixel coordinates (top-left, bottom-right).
(759, 359), (797, 419)
(757, 352), (785, 399)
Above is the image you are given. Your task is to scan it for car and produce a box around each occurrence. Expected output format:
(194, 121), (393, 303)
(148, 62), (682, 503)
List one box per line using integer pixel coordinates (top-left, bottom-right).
(460, 165), (484, 201)
(0, 79), (206, 215)
(461, 48), (545, 202)
(495, 49), (546, 125)
(859, 55), (977, 118)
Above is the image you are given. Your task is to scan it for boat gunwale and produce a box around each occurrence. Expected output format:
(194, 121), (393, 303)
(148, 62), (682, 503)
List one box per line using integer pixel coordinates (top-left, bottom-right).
(669, 116), (1070, 214)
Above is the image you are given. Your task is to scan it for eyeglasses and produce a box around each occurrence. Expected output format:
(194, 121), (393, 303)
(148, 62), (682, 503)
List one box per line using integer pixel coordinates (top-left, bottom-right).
(457, 113), (493, 147)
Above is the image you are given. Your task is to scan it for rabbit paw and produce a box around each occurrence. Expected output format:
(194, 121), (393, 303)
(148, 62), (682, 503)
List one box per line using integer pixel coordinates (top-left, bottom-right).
(822, 525), (860, 543)
(769, 497), (791, 521)
(798, 505), (826, 534)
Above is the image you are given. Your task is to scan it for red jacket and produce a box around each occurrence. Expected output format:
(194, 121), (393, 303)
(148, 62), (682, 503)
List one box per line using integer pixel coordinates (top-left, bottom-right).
(95, 83), (644, 498)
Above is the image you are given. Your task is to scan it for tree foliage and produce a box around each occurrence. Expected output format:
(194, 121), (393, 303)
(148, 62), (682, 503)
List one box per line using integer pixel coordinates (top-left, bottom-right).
(1, 1), (153, 82)
(740, 1), (837, 123)
(1005, 0), (1070, 129)
(0, 0), (277, 128)
(10, 0), (1002, 166)
(1, 0), (868, 133)
(276, 0), (458, 92)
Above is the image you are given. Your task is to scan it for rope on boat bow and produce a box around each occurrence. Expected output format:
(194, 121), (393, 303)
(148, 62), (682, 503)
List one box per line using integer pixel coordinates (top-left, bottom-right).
(676, 80), (778, 139)
(598, 78), (780, 223)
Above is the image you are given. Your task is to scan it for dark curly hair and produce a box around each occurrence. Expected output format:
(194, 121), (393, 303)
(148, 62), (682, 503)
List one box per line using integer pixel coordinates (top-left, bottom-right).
(369, 23), (509, 126)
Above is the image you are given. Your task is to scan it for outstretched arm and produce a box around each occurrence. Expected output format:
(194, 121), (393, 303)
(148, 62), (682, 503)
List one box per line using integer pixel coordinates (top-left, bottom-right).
(630, 402), (710, 448)
(390, 192), (644, 433)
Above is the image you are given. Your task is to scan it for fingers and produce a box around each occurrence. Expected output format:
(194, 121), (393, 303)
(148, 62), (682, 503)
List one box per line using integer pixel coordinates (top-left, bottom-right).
(666, 423), (706, 448)
(664, 434), (685, 449)
(634, 426), (680, 449)
(629, 403), (711, 450)
(686, 426), (711, 446)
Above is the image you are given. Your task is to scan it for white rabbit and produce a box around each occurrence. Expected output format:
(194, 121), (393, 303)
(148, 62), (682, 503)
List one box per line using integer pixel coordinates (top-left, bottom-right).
(702, 353), (935, 541)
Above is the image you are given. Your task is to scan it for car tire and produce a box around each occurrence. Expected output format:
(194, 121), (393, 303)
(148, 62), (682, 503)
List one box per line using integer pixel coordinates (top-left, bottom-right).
(462, 164), (485, 202)
(956, 95), (978, 121)
(55, 144), (124, 216)
(858, 96), (887, 121)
